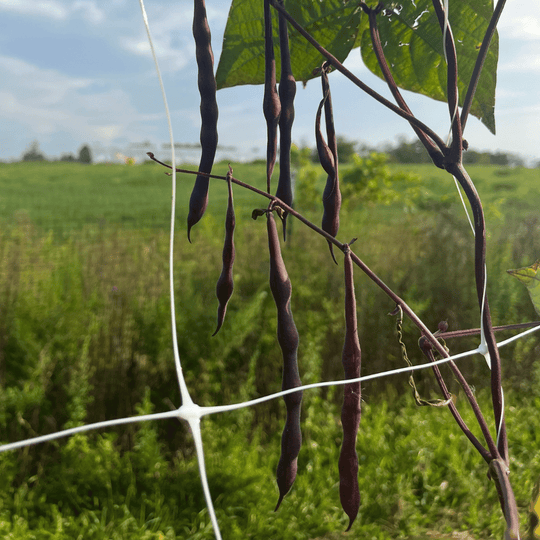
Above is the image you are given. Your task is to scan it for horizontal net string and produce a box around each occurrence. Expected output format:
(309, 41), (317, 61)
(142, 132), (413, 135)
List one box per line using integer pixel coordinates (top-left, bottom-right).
(3, 322), (538, 454)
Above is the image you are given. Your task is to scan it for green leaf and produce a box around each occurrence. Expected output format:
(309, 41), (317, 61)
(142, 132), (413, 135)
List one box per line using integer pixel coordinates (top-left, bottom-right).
(507, 260), (540, 316)
(216, 0), (363, 89)
(359, 0), (498, 134)
(216, 0), (498, 134)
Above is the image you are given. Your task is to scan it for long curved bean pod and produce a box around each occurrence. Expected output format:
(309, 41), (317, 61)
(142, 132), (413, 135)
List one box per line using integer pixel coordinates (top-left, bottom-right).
(275, 0), (296, 240)
(263, 0), (281, 194)
(267, 210), (302, 511)
(212, 167), (235, 336)
(187, 0), (219, 242)
(339, 244), (361, 530)
(316, 65), (341, 264)
(315, 91), (335, 177)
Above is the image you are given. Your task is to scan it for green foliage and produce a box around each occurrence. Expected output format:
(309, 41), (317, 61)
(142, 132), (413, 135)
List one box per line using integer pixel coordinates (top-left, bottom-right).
(290, 144), (321, 212)
(292, 148), (424, 214)
(1, 392), (539, 539)
(507, 260), (540, 316)
(341, 152), (422, 209)
(289, 143), (313, 170)
(216, 0), (363, 88)
(217, 0), (497, 131)
(1, 161), (540, 537)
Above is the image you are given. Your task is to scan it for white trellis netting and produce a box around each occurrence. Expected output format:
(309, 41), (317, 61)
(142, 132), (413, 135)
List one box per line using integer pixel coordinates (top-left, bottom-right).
(1, 2), (539, 539)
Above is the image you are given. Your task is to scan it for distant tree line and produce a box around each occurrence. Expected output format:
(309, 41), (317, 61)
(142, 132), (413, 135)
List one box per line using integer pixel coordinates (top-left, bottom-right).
(382, 136), (525, 167)
(298, 135), (528, 167)
(16, 138), (533, 168)
(21, 141), (92, 164)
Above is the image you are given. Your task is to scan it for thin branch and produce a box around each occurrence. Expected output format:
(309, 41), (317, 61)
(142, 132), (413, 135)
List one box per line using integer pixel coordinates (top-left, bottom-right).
(421, 342), (498, 460)
(148, 154), (484, 366)
(362, 3), (445, 168)
(498, 323), (540, 346)
(439, 321), (540, 340)
(148, 154), (459, 360)
(147, 152), (347, 249)
(461, 0), (507, 131)
(421, 347), (491, 462)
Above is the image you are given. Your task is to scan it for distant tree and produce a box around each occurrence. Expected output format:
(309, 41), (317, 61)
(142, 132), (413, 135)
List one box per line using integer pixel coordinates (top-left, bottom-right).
(490, 151), (509, 166)
(336, 135), (357, 163)
(506, 153), (525, 168)
(463, 149), (491, 165)
(22, 140), (45, 162)
(387, 136), (431, 163)
(356, 142), (377, 157)
(78, 145), (92, 164)
(59, 153), (76, 162)
(308, 135), (357, 163)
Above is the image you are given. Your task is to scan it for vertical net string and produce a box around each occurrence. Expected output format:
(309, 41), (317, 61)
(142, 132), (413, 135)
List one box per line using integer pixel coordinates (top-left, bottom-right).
(137, 0), (192, 408)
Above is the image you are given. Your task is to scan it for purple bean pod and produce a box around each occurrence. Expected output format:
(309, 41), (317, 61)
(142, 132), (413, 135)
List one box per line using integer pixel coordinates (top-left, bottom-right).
(315, 90), (335, 177)
(318, 65), (341, 264)
(212, 167), (235, 336)
(275, 0), (296, 240)
(339, 244), (361, 530)
(263, 0), (281, 194)
(267, 210), (302, 511)
(187, 0), (219, 242)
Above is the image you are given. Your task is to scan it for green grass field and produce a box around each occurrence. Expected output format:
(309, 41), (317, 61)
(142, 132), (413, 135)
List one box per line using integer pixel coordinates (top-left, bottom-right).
(0, 160), (270, 237)
(1, 160), (540, 539)
(1, 160), (538, 235)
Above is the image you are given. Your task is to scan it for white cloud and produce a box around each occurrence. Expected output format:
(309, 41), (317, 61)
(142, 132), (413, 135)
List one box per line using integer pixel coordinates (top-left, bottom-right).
(499, 50), (540, 72)
(93, 124), (123, 141)
(0, 0), (105, 23)
(0, 55), (139, 145)
(499, 14), (540, 41)
(120, 3), (194, 72)
(0, 56), (92, 103)
(0, 0), (68, 20)
(121, 34), (193, 73)
(119, 1), (230, 73)
(72, 0), (105, 24)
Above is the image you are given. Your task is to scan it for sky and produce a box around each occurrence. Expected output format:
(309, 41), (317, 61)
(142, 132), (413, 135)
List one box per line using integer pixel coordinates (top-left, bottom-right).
(1, 0), (539, 165)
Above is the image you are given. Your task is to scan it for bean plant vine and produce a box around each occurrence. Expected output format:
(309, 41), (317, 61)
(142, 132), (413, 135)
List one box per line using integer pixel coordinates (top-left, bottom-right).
(1, 0), (540, 539)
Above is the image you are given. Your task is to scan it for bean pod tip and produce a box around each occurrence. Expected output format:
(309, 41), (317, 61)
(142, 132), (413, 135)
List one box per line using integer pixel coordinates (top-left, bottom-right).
(274, 495), (284, 512)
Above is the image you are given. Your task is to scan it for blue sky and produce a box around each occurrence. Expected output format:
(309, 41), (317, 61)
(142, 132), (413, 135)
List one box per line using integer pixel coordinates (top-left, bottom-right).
(1, 0), (539, 164)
